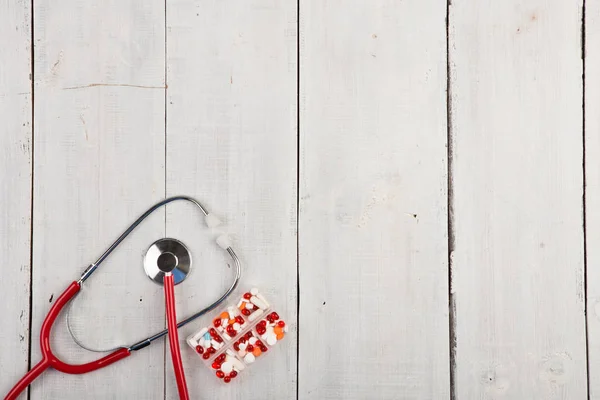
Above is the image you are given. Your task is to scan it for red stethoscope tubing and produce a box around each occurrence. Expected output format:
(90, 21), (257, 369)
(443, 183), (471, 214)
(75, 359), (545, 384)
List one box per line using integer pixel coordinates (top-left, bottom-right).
(164, 274), (190, 400)
(4, 282), (131, 400)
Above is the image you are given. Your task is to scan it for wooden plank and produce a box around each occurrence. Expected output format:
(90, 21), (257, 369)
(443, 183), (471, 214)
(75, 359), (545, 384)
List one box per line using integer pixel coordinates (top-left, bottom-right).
(165, 0), (298, 398)
(449, 1), (587, 398)
(30, 1), (166, 398)
(299, 1), (450, 398)
(0, 0), (32, 397)
(586, 1), (600, 398)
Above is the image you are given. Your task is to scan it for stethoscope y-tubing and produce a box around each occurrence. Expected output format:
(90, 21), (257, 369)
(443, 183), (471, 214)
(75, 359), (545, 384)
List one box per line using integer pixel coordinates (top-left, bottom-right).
(4, 196), (241, 400)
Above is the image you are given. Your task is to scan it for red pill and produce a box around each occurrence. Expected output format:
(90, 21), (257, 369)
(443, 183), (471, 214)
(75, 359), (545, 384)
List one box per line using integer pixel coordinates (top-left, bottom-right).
(235, 315), (245, 324)
(246, 344), (254, 352)
(245, 332), (253, 339)
(230, 371), (238, 378)
(224, 376), (231, 383)
(213, 318), (222, 327)
(260, 345), (268, 352)
(195, 345), (204, 354)
(202, 352), (210, 360)
(233, 343), (240, 351)
(212, 362), (221, 370)
(210, 328), (218, 337)
(258, 320), (267, 327)
(216, 370), (225, 378)
(257, 326), (266, 335)
(277, 320), (285, 327)
(243, 293), (252, 300)
(217, 354), (226, 363)
(242, 309), (251, 316)
(270, 312), (280, 320)
(209, 347), (216, 354)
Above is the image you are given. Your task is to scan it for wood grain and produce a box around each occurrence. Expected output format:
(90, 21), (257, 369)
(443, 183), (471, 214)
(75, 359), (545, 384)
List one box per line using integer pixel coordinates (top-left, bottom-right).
(0, 0), (32, 397)
(586, 1), (600, 398)
(165, 0), (298, 398)
(449, 1), (587, 398)
(299, 1), (450, 398)
(30, 1), (166, 398)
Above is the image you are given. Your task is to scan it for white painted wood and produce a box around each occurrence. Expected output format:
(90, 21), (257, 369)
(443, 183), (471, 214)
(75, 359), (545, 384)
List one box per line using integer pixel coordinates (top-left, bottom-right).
(586, 1), (600, 398)
(30, 1), (166, 398)
(450, 1), (587, 398)
(0, 0), (32, 397)
(165, 0), (298, 398)
(299, 1), (450, 398)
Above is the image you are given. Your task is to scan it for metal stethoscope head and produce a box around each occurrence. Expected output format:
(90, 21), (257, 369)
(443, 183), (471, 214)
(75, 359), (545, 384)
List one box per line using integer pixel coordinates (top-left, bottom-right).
(66, 196), (241, 353)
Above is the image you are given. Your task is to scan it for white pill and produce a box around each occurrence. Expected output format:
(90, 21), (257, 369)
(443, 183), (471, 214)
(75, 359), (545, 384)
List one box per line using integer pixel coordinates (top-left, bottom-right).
(245, 303), (254, 310)
(233, 323), (241, 330)
(266, 325), (275, 334)
(250, 296), (268, 309)
(249, 337), (257, 345)
(227, 306), (236, 319)
(266, 335), (277, 346)
(238, 350), (246, 357)
(256, 293), (270, 308)
(250, 288), (259, 295)
(239, 342), (247, 351)
(226, 349), (236, 357)
(230, 357), (246, 371)
(211, 339), (220, 348)
(244, 353), (256, 364)
(248, 309), (264, 322)
(223, 333), (232, 340)
(198, 338), (206, 347)
(237, 300), (244, 307)
(221, 361), (233, 374)
(192, 327), (208, 342)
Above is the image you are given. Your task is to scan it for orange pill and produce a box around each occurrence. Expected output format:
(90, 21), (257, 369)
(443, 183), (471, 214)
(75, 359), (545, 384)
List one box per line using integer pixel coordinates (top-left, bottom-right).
(238, 302), (247, 310)
(273, 326), (283, 335)
(276, 333), (284, 340)
(219, 312), (228, 319)
(229, 319), (235, 325)
(252, 347), (262, 357)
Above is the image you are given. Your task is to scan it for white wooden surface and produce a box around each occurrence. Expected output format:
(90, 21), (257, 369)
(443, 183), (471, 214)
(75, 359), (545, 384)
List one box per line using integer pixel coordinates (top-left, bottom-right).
(450, 0), (587, 398)
(0, 0), (596, 399)
(0, 0), (32, 394)
(587, 1), (600, 399)
(299, 1), (449, 398)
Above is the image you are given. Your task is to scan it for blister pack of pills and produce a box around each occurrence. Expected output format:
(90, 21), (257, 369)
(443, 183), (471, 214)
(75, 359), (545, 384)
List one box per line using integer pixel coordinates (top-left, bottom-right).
(186, 288), (287, 383)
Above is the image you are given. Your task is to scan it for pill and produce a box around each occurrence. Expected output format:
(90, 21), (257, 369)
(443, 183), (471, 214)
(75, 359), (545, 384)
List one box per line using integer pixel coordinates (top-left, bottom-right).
(239, 302), (247, 310)
(239, 342), (247, 351)
(204, 332), (211, 341)
(221, 361), (233, 374)
(238, 350), (246, 357)
(284, 325), (289, 333)
(250, 296), (268, 309)
(211, 339), (221, 348)
(193, 327), (208, 342)
(249, 337), (257, 345)
(276, 333), (284, 340)
(244, 353), (256, 364)
(227, 306), (236, 318)
(230, 356), (246, 371)
(248, 309), (264, 322)
(245, 303), (254, 310)
(253, 347), (262, 357)
(256, 293), (270, 308)
(237, 300), (244, 307)
(266, 335), (277, 346)
(220, 312), (228, 319)
(222, 318), (228, 326)
(226, 349), (236, 357)
(229, 319), (235, 325)
(274, 326), (283, 335)
(251, 288), (259, 295)
(223, 333), (232, 340)
(233, 323), (241, 330)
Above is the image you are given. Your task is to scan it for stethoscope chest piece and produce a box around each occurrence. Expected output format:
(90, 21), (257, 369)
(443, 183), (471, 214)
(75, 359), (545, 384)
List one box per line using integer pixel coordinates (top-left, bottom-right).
(144, 238), (191, 285)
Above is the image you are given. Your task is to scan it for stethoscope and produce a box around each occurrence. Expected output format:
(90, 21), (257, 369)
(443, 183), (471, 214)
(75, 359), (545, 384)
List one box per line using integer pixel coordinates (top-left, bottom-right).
(5, 196), (241, 400)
